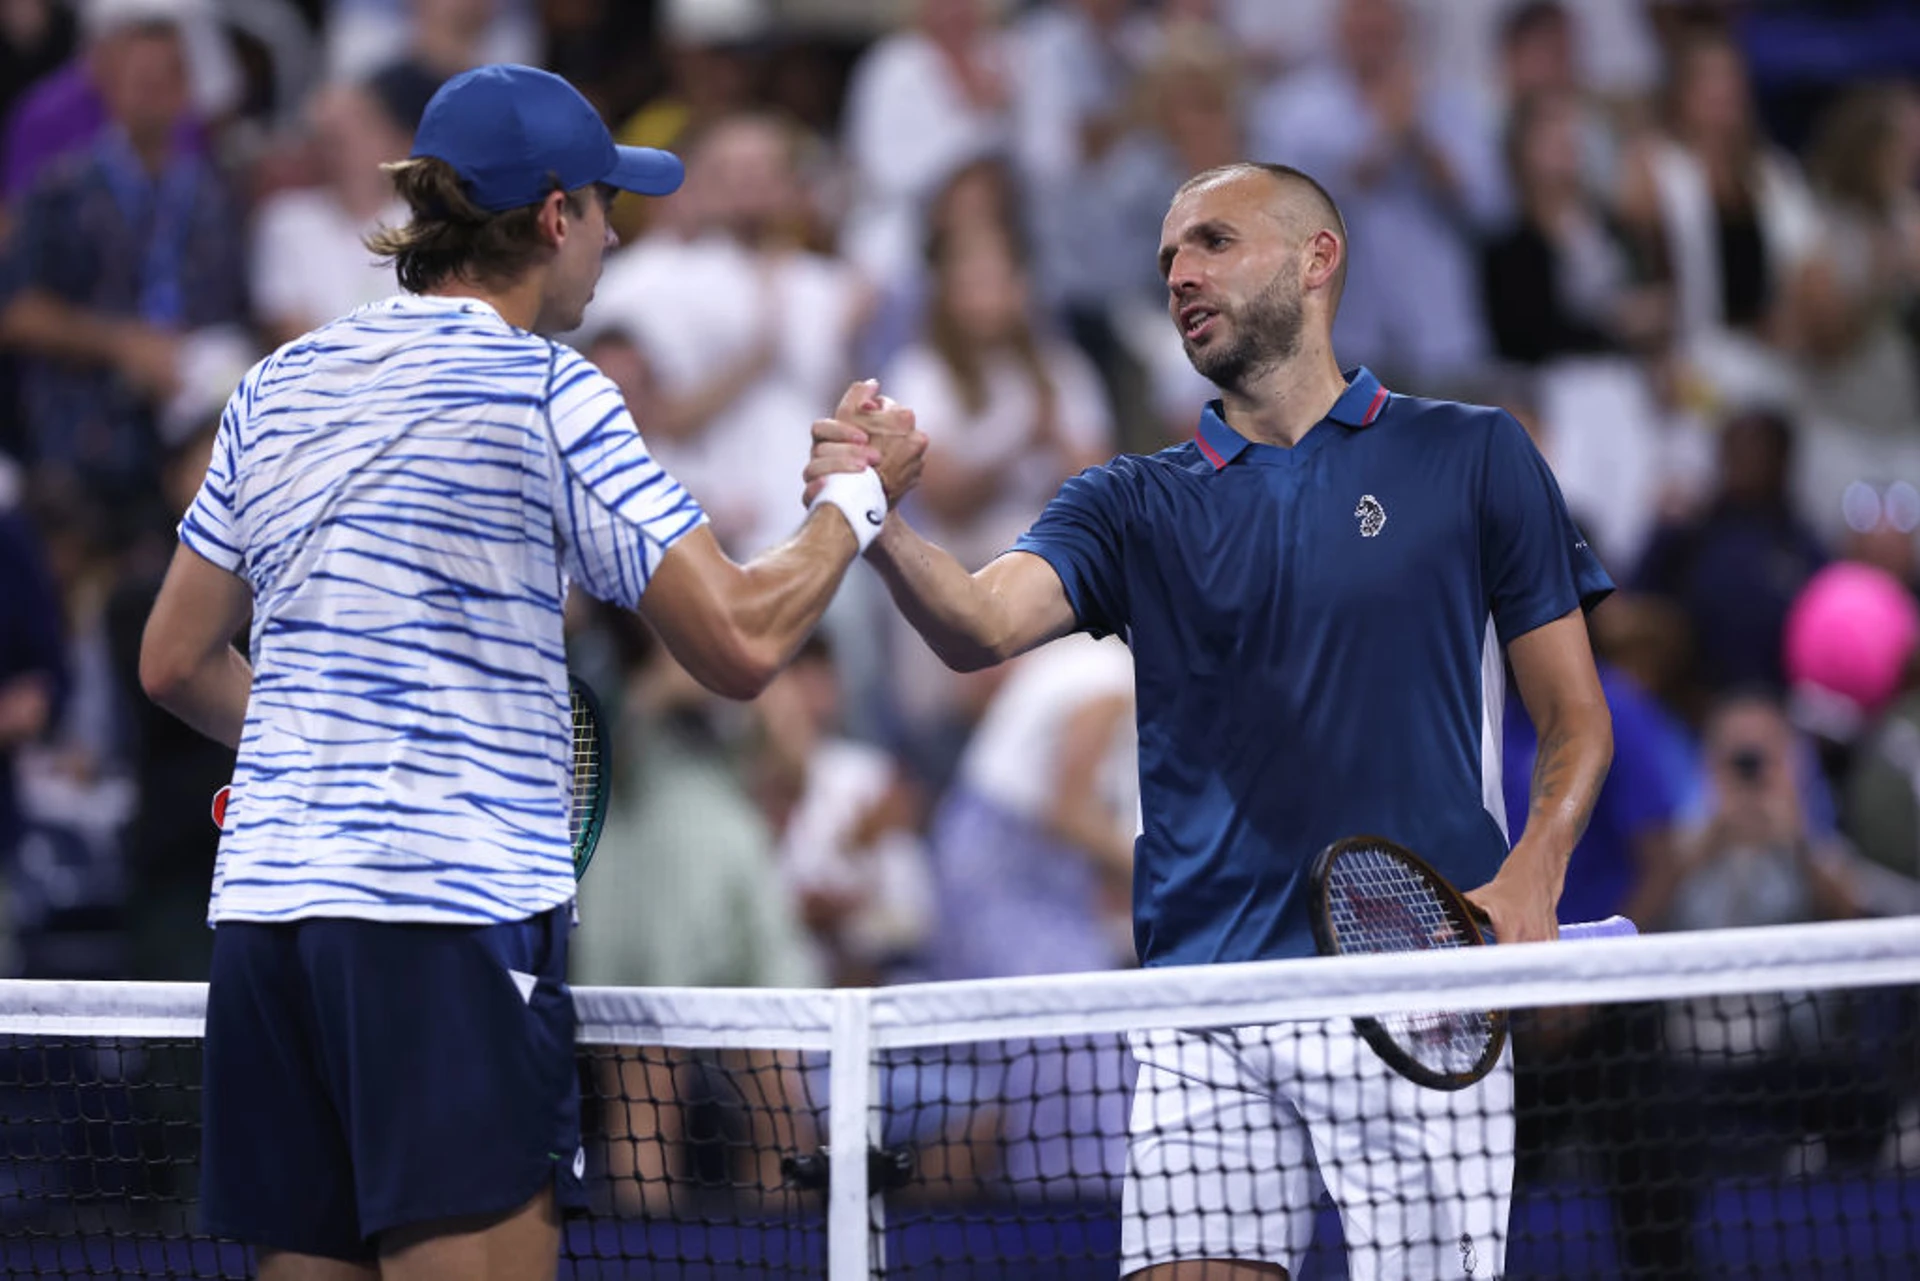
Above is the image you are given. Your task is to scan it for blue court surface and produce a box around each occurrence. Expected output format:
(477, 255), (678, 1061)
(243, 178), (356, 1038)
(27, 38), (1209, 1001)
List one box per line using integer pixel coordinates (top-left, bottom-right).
(3, 1176), (1916, 1279)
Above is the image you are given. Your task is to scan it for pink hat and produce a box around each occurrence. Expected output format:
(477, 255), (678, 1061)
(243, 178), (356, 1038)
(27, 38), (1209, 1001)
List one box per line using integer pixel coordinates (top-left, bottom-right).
(1784, 561), (1920, 718)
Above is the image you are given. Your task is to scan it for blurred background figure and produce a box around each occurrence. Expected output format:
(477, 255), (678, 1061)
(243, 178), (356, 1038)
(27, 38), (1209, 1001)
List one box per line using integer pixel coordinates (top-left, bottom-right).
(248, 64), (430, 345)
(1617, 27), (1820, 417)
(1084, 18), (1246, 444)
(3, 0), (237, 205)
(1634, 407), (1827, 697)
(1791, 82), (1920, 539)
(880, 208), (1113, 787)
(756, 635), (932, 989)
(607, 0), (768, 245)
(0, 0), (245, 538)
(837, 0), (1011, 292)
(924, 633), (1136, 982)
(1250, 0), (1505, 390)
(0, 458), (65, 957)
(586, 109), (870, 560)
(325, 0), (532, 84)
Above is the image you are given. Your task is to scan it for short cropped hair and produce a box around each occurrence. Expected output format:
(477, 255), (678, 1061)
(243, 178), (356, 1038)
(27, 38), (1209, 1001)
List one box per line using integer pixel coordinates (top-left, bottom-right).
(1173, 162), (1349, 311)
(366, 157), (596, 294)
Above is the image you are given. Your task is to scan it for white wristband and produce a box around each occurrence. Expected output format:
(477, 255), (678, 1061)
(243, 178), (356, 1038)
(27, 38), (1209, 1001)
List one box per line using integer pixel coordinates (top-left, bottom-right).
(809, 467), (888, 554)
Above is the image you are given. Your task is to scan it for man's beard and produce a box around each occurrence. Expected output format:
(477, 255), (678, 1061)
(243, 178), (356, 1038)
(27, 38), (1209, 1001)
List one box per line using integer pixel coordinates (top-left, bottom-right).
(1182, 272), (1304, 392)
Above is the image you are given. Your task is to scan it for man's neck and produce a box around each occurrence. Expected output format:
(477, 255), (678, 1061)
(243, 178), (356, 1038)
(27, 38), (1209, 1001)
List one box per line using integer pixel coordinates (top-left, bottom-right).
(1218, 347), (1348, 449)
(426, 277), (543, 333)
(126, 128), (173, 176)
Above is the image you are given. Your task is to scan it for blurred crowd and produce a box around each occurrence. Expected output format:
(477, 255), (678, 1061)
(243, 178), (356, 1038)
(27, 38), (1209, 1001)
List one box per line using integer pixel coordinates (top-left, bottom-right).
(0, 0), (1916, 1035)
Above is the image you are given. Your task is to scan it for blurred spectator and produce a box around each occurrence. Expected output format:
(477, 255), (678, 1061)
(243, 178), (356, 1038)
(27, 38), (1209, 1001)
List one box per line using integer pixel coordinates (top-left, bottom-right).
(925, 633), (1136, 981)
(326, 0), (534, 84)
(585, 111), (870, 559)
(2, 0), (236, 203)
(11, 468), (129, 978)
(1794, 83), (1920, 435)
(1634, 408), (1826, 694)
(1663, 691), (1858, 935)
(837, 0), (1012, 291)
(889, 221), (1113, 571)
(569, 613), (819, 1218)
(755, 635), (932, 989)
(1482, 87), (1666, 366)
(0, 3), (247, 530)
(608, 0), (768, 245)
(101, 334), (250, 980)
(1617, 26), (1820, 414)
(1009, 0), (1142, 317)
(1790, 83), (1920, 539)
(571, 621), (817, 996)
(1502, 648), (1686, 934)
(538, 0), (654, 120)
(881, 220), (1113, 779)
(1845, 651), (1920, 892)
(1425, 0), (1660, 124)
(0, 0), (77, 137)
(0, 458), (65, 879)
(1249, 0), (1504, 390)
(249, 66), (431, 347)
(1084, 20), (1244, 443)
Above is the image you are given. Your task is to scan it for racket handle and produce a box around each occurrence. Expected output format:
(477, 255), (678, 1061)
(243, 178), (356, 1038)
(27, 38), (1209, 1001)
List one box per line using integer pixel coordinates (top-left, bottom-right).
(1559, 915), (1638, 941)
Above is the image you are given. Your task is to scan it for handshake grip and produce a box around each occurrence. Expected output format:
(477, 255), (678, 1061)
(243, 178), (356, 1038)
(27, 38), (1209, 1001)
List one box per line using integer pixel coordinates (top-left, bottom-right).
(804, 380), (928, 550)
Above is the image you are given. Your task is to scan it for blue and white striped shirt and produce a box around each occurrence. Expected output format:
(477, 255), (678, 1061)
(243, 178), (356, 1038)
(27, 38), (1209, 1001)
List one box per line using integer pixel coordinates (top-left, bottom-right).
(181, 295), (705, 925)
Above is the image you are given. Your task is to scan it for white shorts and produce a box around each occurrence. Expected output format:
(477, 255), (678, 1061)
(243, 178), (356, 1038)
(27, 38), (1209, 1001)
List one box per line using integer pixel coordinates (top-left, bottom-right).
(1120, 1018), (1514, 1280)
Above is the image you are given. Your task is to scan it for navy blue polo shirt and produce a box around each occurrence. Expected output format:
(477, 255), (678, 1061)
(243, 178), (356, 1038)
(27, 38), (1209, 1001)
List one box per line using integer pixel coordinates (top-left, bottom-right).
(1012, 367), (1613, 967)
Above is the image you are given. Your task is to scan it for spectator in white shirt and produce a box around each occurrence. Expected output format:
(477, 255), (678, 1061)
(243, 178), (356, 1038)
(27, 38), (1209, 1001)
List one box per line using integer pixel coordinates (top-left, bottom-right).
(755, 634), (933, 989)
(837, 0), (1012, 291)
(249, 66), (433, 346)
(585, 111), (872, 559)
(880, 220), (1115, 782)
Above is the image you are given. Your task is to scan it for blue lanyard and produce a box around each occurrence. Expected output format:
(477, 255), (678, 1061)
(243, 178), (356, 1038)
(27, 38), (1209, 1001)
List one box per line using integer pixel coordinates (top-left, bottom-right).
(94, 129), (201, 327)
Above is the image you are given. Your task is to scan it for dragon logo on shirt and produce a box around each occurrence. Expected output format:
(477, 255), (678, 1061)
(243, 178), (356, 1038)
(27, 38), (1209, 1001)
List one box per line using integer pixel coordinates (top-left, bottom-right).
(1355, 494), (1387, 538)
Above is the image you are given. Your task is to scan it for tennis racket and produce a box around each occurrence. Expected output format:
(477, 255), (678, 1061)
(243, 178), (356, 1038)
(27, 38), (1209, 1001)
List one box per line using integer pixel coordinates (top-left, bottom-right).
(566, 675), (610, 880)
(1307, 835), (1637, 1091)
(210, 677), (612, 882)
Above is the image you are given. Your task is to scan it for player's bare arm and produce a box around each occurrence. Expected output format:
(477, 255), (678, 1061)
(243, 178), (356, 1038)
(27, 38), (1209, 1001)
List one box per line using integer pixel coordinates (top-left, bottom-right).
(1467, 609), (1613, 945)
(641, 380), (927, 700)
(811, 412), (1078, 669)
(139, 547), (254, 750)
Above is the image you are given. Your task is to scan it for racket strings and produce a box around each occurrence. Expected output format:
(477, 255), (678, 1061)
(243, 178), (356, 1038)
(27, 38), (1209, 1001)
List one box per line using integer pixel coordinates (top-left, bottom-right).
(569, 696), (600, 846)
(1326, 845), (1497, 1076)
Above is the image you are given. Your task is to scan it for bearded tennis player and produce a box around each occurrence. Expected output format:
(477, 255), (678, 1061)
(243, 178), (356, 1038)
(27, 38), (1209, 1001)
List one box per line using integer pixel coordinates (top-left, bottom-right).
(811, 161), (1614, 1279)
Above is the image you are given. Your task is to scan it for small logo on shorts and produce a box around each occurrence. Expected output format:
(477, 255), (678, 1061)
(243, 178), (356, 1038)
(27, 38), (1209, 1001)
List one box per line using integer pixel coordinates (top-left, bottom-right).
(1355, 494), (1387, 537)
(1459, 1232), (1478, 1277)
(573, 1147), (587, 1180)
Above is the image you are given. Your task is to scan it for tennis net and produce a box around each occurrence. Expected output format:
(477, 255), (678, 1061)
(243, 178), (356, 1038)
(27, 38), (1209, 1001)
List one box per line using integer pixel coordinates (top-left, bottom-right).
(0, 917), (1915, 1278)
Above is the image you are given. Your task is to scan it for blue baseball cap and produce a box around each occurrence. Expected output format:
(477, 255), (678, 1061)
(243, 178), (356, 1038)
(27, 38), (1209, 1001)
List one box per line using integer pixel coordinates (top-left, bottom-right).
(411, 64), (684, 212)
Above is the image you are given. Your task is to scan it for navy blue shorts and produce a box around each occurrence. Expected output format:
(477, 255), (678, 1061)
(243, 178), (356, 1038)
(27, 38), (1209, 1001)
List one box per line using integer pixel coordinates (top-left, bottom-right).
(200, 908), (585, 1260)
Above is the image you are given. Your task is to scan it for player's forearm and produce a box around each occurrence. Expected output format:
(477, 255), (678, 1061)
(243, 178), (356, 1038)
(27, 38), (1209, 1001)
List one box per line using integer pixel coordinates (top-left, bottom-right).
(864, 516), (1012, 672)
(717, 508), (861, 695)
(1511, 701), (1613, 888)
(141, 645), (251, 751)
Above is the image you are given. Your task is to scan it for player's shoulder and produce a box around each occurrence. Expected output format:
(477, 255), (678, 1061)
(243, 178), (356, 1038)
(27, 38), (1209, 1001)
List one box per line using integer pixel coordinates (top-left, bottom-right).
(1377, 391), (1523, 449)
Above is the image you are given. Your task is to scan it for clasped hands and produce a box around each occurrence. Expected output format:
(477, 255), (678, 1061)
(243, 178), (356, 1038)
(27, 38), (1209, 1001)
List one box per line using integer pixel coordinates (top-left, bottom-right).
(804, 379), (928, 519)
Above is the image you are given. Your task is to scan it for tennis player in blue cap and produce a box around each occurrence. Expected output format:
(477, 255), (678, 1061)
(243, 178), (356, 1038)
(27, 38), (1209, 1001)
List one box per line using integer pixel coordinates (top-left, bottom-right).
(140, 64), (924, 1279)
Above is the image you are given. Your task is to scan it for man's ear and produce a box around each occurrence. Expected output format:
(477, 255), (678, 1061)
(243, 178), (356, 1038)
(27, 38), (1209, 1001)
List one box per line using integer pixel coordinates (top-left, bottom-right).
(537, 189), (570, 247)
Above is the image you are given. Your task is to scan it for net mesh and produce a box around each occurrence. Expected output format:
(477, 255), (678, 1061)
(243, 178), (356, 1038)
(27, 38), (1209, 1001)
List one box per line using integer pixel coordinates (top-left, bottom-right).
(0, 919), (1914, 1279)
